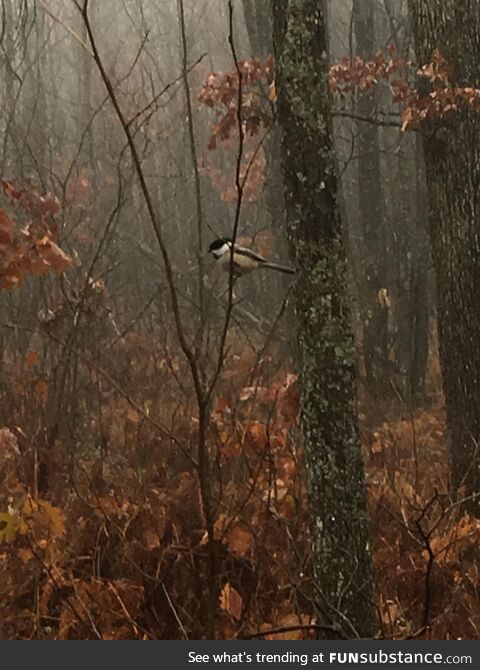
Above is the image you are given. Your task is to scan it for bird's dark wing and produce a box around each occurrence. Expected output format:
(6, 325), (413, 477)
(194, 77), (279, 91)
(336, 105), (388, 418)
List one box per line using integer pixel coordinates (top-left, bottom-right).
(233, 244), (267, 264)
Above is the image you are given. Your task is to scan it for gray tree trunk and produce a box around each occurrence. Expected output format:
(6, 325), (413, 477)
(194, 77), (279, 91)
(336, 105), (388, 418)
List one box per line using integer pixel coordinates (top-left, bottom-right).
(242, 0), (272, 57)
(241, 0), (287, 273)
(352, 0), (390, 397)
(409, 0), (480, 511)
(272, 0), (375, 638)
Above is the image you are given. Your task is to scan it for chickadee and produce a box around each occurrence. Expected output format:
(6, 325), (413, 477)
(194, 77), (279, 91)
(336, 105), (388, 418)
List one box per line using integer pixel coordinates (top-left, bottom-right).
(209, 238), (295, 276)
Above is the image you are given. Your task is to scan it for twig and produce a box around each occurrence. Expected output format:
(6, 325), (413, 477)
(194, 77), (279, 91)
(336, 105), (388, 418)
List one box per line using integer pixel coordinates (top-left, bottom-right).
(245, 623), (340, 639)
(126, 52), (207, 128)
(26, 536), (103, 639)
(37, 0), (93, 55)
(205, 0), (245, 405)
(177, 0), (205, 350)
(333, 109), (402, 128)
(1, 320), (197, 467)
(162, 584), (189, 640)
(415, 517), (434, 629)
(78, 0), (202, 399)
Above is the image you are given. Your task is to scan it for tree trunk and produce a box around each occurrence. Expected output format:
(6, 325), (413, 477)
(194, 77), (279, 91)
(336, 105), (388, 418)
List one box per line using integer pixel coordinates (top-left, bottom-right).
(409, 0), (480, 511)
(272, 0), (375, 637)
(381, 1), (430, 403)
(352, 0), (390, 397)
(242, 0), (288, 279)
(242, 0), (273, 57)
(409, 135), (430, 399)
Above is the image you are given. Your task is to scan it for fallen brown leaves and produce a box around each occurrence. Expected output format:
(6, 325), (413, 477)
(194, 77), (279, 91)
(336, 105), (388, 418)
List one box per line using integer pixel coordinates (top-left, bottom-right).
(365, 404), (480, 639)
(1, 330), (479, 639)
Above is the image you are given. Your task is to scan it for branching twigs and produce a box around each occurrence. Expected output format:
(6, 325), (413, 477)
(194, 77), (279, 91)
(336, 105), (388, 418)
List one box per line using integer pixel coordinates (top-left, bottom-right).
(414, 491), (440, 629)
(37, 0), (93, 54)
(26, 535), (103, 639)
(108, 581), (148, 639)
(191, 0), (248, 635)
(379, 482), (480, 634)
(177, 0), (205, 352)
(247, 287), (292, 386)
(205, 0), (246, 406)
(76, 0), (220, 638)
(61, 0), (290, 640)
(2, 319), (196, 467)
(78, 0), (200, 393)
(226, 0), (245, 304)
(61, 25), (153, 199)
(126, 51), (207, 129)
(41, 175), (124, 452)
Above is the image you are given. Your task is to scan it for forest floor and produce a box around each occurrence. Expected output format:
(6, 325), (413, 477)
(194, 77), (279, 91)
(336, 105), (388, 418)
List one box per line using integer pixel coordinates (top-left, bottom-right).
(1, 342), (479, 640)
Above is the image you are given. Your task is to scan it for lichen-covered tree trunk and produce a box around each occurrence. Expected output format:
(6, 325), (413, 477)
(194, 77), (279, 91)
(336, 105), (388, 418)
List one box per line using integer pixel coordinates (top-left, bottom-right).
(272, 0), (374, 637)
(409, 0), (480, 512)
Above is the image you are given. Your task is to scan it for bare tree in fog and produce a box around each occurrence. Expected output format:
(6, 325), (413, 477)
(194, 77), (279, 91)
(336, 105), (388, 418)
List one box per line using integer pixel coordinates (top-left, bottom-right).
(3, 0), (480, 643)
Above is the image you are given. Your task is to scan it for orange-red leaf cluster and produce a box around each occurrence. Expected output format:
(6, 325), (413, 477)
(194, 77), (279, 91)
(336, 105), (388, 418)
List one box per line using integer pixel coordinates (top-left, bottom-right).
(330, 47), (480, 131)
(199, 56), (275, 150)
(0, 179), (72, 289)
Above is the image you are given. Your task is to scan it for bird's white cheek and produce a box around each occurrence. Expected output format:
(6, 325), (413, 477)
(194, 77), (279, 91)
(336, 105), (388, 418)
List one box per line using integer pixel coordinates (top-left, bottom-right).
(219, 243), (231, 256)
(213, 243), (231, 259)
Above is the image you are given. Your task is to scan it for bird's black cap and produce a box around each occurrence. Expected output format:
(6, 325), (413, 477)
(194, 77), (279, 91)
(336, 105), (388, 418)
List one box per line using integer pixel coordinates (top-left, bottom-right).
(209, 238), (231, 252)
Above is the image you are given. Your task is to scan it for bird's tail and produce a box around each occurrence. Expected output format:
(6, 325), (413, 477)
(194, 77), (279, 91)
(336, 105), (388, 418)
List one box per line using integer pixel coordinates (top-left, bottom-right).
(262, 261), (295, 275)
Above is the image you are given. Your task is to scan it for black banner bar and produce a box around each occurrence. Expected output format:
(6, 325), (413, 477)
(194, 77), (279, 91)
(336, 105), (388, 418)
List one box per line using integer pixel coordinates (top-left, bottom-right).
(0, 640), (478, 670)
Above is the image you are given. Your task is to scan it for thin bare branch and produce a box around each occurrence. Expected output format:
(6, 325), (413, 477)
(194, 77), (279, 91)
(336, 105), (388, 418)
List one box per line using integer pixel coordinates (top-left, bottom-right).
(36, 0), (93, 54)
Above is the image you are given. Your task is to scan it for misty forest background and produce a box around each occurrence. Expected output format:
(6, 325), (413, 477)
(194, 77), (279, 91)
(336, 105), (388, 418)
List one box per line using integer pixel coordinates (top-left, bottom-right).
(1, 0), (480, 640)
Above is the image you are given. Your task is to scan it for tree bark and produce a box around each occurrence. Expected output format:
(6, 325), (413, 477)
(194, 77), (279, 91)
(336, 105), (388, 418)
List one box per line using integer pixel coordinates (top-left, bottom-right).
(272, 0), (375, 637)
(409, 0), (480, 511)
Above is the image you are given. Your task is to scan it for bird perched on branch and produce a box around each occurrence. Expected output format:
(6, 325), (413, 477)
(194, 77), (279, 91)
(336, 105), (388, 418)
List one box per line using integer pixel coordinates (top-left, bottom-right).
(208, 238), (295, 277)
